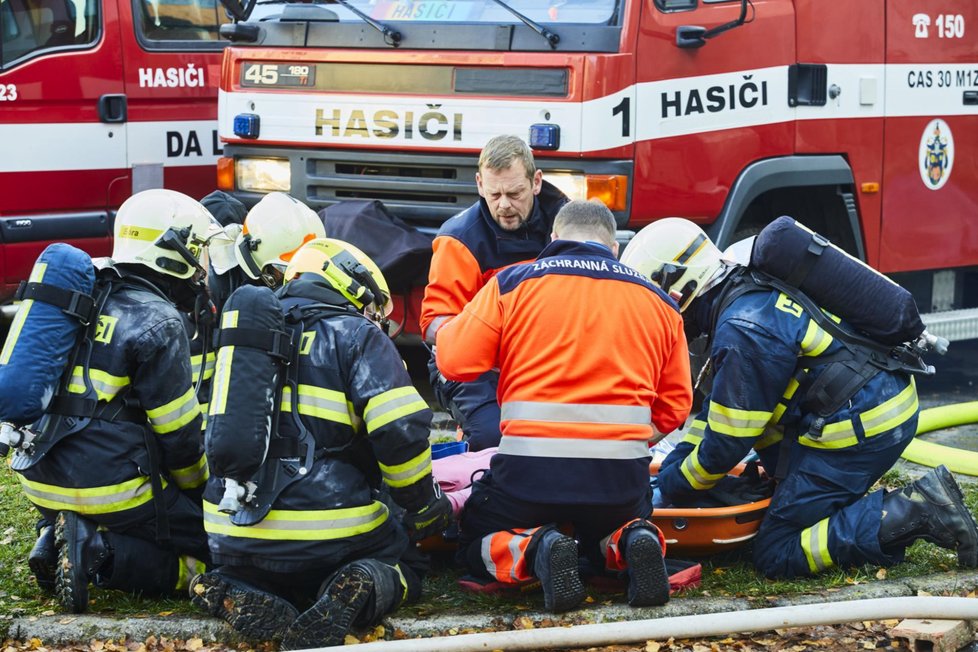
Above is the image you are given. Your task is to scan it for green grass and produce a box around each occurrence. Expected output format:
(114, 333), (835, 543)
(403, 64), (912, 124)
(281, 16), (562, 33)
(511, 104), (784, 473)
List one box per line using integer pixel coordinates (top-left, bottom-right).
(1, 461), (975, 632)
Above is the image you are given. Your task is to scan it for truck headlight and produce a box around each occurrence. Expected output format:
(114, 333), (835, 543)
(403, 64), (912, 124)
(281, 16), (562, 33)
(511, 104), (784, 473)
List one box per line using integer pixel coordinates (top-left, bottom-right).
(544, 172), (587, 201)
(236, 158), (291, 193)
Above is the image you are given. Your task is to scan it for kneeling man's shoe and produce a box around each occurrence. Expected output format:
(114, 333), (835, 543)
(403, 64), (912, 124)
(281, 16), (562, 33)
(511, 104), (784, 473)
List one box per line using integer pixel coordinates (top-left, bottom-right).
(190, 572), (298, 641)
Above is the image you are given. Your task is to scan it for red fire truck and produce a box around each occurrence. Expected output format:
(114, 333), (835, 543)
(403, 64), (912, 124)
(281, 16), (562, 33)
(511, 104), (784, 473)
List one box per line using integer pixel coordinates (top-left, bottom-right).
(213, 0), (977, 341)
(0, 0), (233, 305)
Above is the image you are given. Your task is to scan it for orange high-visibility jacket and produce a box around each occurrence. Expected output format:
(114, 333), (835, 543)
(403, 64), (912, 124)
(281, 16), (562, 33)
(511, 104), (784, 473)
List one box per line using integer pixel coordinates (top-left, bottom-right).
(436, 239), (692, 505)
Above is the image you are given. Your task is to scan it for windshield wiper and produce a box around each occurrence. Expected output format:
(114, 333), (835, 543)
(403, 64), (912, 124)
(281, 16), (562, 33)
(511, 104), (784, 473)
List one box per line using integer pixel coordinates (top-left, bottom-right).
(489, 0), (559, 49)
(323, 0), (402, 46)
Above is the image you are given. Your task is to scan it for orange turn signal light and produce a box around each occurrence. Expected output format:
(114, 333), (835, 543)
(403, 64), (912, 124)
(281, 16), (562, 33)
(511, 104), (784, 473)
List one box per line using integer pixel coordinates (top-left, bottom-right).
(860, 182), (880, 194)
(586, 175), (628, 212)
(217, 157), (235, 191)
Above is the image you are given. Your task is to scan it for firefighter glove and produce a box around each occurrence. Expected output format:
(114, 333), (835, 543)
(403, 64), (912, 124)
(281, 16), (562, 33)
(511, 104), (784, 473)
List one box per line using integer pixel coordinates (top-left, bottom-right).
(402, 483), (453, 543)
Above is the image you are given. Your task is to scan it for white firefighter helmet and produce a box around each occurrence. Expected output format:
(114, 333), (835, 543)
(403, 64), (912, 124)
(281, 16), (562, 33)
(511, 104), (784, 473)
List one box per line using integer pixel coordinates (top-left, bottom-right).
(284, 238), (393, 320)
(722, 236), (756, 267)
(234, 192), (326, 284)
(619, 217), (725, 311)
(112, 189), (220, 279)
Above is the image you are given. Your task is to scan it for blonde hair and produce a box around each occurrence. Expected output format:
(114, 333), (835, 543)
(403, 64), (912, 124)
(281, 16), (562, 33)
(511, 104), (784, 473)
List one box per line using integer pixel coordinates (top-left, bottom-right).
(479, 135), (537, 180)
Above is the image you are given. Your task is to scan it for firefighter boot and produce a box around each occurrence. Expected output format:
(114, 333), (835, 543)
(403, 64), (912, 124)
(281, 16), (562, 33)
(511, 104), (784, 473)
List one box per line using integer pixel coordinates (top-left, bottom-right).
(190, 571), (299, 642)
(622, 526), (670, 607)
(529, 527), (585, 613)
(54, 511), (110, 613)
(879, 465), (978, 567)
(28, 523), (56, 593)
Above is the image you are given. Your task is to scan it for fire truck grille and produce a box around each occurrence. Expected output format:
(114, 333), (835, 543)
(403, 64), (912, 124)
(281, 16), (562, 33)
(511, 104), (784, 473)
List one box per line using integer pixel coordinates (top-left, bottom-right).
(305, 150), (480, 228)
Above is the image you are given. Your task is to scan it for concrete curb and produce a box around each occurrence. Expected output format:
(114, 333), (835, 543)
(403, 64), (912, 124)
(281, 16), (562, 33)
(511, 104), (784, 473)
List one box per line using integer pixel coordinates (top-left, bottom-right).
(8, 570), (978, 645)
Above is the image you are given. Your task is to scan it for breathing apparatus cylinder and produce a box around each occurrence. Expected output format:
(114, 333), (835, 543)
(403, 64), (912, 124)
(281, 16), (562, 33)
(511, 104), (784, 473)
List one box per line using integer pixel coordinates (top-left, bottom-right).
(205, 285), (290, 514)
(0, 243), (96, 434)
(751, 216), (925, 346)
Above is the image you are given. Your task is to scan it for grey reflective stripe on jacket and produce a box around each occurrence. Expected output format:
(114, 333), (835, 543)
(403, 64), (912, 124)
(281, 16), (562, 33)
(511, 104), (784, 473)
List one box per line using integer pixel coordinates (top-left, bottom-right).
(498, 435), (650, 460)
(501, 401), (651, 425)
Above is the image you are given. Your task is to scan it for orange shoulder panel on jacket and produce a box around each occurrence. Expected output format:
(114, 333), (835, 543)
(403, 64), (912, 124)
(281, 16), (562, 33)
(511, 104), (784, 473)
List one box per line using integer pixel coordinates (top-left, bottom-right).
(420, 236), (483, 341)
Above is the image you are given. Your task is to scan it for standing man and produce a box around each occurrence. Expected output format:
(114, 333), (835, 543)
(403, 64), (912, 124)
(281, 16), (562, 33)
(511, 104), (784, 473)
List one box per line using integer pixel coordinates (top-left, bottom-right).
(621, 217), (978, 579)
(421, 135), (568, 450)
(436, 200), (692, 612)
(10, 189), (219, 612)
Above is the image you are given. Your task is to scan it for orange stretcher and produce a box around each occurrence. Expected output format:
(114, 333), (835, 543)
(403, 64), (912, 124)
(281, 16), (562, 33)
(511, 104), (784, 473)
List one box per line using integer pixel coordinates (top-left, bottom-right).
(650, 461), (772, 557)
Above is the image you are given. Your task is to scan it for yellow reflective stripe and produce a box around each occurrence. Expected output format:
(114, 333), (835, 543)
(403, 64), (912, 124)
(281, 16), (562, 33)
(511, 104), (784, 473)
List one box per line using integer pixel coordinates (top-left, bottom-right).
(190, 351), (216, 382)
(0, 263), (46, 364)
(800, 517), (833, 573)
(17, 474), (160, 514)
(772, 402), (787, 423)
(170, 454), (209, 489)
(281, 385), (353, 425)
(118, 225), (163, 242)
(68, 367), (131, 401)
(707, 402), (772, 437)
(364, 386), (428, 433)
(783, 377), (800, 400)
(755, 425), (783, 450)
(799, 419), (858, 449)
(209, 346), (234, 416)
(679, 444), (725, 491)
(800, 319), (833, 357)
(860, 381), (918, 437)
(378, 447), (432, 488)
(202, 499), (389, 540)
(176, 556), (207, 591)
(394, 564), (409, 601)
(147, 387), (200, 434)
(680, 419), (706, 446)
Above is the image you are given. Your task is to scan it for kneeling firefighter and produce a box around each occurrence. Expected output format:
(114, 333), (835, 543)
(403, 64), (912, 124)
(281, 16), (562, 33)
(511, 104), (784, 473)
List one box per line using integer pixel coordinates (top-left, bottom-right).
(622, 216), (978, 579)
(3, 189), (220, 612)
(192, 238), (452, 649)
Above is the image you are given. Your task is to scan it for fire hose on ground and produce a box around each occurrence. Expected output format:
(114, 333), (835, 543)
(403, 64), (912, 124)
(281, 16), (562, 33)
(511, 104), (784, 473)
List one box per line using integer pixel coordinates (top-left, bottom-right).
(902, 401), (978, 475)
(311, 597), (978, 651)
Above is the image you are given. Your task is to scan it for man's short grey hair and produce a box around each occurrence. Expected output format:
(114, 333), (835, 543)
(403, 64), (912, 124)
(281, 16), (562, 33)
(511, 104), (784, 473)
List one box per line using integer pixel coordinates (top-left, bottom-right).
(553, 200), (617, 248)
(479, 135), (537, 180)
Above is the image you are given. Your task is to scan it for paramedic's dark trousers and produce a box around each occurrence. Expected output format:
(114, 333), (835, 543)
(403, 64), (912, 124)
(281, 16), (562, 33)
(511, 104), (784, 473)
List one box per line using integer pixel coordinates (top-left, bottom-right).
(753, 416), (918, 579)
(457, 472), (651, 582)
(446, 371), (501, 451)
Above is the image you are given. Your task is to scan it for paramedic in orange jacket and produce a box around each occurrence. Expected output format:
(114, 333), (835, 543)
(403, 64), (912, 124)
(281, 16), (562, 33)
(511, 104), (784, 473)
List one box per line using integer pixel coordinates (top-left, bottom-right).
(436, 200), (692, 613)
(421, 135), (568, 451)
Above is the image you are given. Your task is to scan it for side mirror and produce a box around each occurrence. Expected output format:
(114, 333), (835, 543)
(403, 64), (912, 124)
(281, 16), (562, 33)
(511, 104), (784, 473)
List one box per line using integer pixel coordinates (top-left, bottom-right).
(220, 0), (257, 23)
(676, 0), (749, 49)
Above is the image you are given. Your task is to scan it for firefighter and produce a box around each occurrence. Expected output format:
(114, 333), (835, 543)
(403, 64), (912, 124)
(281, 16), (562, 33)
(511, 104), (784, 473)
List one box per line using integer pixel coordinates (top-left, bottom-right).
(14, 189), (221, 613)
(191, 239), (452, 648)
(624, 217), (978, 579)
(217, 191), (325, 309)
(420, 134), (569, 451)
(436, 200), (692, 612)
(189, 191), (325, 427)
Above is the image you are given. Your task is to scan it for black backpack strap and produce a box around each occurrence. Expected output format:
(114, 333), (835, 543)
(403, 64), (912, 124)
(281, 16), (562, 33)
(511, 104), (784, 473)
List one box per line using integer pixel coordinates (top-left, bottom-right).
(16, 281), (98, 325)
(215, 327), (293, 361)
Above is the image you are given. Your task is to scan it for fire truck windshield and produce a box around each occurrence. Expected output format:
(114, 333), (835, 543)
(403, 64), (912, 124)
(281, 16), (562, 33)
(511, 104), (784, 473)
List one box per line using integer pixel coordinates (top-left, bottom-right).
(288, 0), (621, 26)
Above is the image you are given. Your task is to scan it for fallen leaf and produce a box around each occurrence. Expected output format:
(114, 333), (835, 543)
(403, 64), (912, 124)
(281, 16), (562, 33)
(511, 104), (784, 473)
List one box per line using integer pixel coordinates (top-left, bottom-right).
(343, 634), (359, 645)
(186, 639), (203, 651)
(40, 611), (54, 617)
(862, 643), (875, 650)
(157, 611), (173, 617)
(876, 568), (887, 580)
(645, 642), (660, 652)
(514, 617), (534, 630)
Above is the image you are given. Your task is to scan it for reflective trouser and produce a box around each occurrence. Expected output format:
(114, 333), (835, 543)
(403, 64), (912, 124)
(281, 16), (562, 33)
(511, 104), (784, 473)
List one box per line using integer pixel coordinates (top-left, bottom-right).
(753, 416), (918, 579)
(458, 473), (652, 584)
(34, 485), (210, 596)
(443, 371), (501, 451)
(33, 482), (210, 563)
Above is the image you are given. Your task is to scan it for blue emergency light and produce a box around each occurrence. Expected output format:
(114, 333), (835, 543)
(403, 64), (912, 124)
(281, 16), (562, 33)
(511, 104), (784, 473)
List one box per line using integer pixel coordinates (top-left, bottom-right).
(233, 113), (261, 139)
(529, 123), (560, 151)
